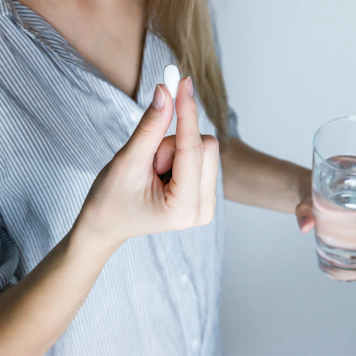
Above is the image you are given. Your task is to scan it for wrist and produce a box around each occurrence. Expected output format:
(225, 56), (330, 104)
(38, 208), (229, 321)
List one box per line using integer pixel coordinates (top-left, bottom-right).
(297, 167), (312, 201)
(281, 160), (312, 212)
(67, 217), (126, 263)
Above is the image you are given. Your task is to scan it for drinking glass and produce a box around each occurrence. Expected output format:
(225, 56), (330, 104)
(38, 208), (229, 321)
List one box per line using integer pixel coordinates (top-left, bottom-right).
(313, 115), (356, 282)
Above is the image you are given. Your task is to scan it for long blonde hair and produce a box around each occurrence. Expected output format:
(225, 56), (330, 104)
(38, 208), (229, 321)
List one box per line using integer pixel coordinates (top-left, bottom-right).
(145, 0), (230, 153)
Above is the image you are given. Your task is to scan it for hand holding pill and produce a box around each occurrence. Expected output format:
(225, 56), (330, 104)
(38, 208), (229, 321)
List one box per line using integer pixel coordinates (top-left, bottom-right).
(77, 64), (219, 250)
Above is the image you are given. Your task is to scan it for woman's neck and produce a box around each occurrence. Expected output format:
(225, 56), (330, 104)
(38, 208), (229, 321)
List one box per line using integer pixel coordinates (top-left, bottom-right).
(16, 0), (147, 101)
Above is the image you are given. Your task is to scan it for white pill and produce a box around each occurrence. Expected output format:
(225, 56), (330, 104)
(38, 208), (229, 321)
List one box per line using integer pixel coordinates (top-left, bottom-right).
(164, 64), (181, 99)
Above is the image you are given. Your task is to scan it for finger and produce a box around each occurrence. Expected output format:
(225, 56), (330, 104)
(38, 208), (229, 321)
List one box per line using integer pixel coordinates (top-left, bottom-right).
(124, 84), (174, 168)
(196, 135), (219, 226)
(174, 77), (201, 150)
(168, 76), (203, 205)
(296, 196), (315, 233)
(155, 135), (176, 176)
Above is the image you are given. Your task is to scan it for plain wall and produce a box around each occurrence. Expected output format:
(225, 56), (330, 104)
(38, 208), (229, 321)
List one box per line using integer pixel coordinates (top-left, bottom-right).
(215, 1), (356, 355)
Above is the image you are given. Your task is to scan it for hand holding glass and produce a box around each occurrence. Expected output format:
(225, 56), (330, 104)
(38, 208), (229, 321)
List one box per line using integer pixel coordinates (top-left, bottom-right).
(312, 115), (356, 282)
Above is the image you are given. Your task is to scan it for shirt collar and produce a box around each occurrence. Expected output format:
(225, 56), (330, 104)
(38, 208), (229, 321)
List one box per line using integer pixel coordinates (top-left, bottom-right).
(1, 0), (173, 114)
(1, 0), (181, 121)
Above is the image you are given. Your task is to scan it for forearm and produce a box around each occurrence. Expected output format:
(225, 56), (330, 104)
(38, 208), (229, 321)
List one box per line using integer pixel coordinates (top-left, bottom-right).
(221, 138), (312, 213)
(0, 221), (122, 355)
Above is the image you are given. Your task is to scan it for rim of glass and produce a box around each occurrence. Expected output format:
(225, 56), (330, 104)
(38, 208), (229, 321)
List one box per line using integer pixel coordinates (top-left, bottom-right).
(313, 115), (356, 172)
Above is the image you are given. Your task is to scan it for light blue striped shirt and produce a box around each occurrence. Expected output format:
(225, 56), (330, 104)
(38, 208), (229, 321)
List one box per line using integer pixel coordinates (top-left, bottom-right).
(0, 0), (240, 354)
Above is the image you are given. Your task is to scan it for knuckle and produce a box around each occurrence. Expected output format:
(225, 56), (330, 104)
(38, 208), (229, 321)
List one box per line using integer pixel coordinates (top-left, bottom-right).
(196, 211), (215, 226)
(192, 141), (204, 155)
(138, 116), (159, 134)
(202, 135), (219, 151)
(297, 201), (312, 211)
(177, 140), (204, 158)
(171, 207), (200, 230)
(183, 209), (200, 228)
(196, 200), (216, 226)
(189, 103), (198, 117)
(162, 134), (176, 146)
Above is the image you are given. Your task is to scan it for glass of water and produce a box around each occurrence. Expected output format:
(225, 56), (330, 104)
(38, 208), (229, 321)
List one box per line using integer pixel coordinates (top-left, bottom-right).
(313, 115), (356, 282)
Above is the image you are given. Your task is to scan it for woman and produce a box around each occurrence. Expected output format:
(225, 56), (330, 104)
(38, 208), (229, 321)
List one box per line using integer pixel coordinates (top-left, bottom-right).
(0, 0), (315, 354)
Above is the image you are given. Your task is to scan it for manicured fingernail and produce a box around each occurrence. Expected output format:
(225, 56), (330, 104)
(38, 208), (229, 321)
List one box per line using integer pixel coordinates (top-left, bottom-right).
(152, 84), (165, 110)
(298, 215), (309, 229)
(185, 76), (194, 97)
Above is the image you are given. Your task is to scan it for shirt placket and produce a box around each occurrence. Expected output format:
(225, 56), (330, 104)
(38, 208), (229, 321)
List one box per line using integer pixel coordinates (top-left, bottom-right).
(137, 33), (204, 354)
(156, 233), (203, 355)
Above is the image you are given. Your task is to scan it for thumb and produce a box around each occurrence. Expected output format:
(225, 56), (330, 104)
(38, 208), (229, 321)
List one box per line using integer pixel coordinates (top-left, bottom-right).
(295, 195), (315, 233)
(125, 84), (174, 165)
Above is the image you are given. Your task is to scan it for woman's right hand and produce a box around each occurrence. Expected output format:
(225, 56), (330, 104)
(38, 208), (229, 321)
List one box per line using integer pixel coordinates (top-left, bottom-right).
(73, 77), (219, 252)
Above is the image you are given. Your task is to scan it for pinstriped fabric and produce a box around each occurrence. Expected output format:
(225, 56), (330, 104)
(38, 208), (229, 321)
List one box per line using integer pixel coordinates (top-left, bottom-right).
(0, 0), (9, 17)
(0, 0), (240, 354)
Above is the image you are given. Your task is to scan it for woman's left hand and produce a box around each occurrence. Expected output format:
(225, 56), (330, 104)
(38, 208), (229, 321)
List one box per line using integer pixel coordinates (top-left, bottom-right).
(295, 194), (316, 233)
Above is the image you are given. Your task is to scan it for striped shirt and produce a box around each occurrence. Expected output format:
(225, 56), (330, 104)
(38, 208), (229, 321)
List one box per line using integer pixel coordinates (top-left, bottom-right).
(0, 0), (240, 354)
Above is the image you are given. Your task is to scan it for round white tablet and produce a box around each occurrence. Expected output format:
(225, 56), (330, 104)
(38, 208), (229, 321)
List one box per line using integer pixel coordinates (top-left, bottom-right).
(164, 64), (181, 99)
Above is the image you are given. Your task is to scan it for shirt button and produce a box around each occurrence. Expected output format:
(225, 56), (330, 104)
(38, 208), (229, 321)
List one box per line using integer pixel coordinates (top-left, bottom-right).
(130, 109), (144, 122)
(191, 339), (200, 353)
(179, 273), (188, 284)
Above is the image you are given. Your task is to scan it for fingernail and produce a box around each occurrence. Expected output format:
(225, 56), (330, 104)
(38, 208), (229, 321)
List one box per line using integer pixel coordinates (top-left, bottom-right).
(153, 153), (157, 169)
(185, 76), (194, 97)
(152, 84), (165, 110)
(298, 215), (309, 228)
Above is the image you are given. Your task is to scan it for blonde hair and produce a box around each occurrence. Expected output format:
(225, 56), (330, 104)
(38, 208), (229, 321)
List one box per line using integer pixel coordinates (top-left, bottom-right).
(145, 0), (230, 153)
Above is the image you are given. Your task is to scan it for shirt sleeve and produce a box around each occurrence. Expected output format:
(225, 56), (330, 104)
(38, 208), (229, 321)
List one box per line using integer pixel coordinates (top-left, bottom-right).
(209, 2), (241, 139)
(0, 212), (19, 292)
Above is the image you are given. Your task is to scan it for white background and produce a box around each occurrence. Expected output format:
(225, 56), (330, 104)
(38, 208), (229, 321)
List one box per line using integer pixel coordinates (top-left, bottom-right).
(215, 1), (356, 355)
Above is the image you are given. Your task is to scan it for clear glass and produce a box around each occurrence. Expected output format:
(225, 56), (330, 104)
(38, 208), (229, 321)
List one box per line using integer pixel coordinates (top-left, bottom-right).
(313, 115), (356, 282)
